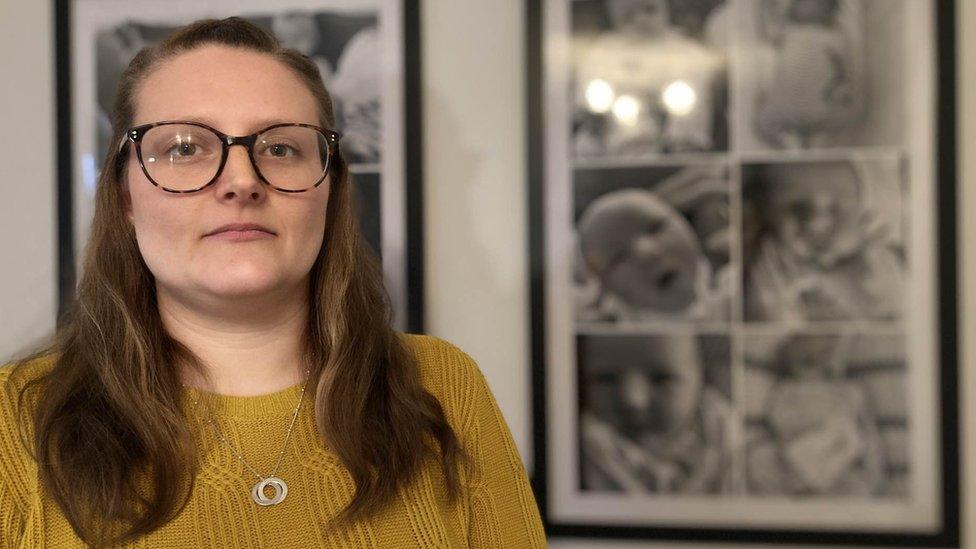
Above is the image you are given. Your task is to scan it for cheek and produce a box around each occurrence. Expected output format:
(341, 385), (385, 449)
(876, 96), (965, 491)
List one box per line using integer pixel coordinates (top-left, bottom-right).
(288, 195), (330, 263)
(125, 177), (195, 272)
(130, 195), (186, 266)
(661, 227), (699, 263)
(296, 211), (327, 259)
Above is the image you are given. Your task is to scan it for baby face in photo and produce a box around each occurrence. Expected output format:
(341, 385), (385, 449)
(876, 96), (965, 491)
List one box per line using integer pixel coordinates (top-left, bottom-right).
(579, 189), (703, 313)
(606, 0), (671, 37)
(686, 190), (730, 267)
(764, 163), (861, 264)
(586, 335), (703, 439)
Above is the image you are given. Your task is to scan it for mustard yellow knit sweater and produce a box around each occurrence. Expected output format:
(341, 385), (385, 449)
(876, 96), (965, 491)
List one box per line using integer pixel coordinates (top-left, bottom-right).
(0, 334), (546, 548)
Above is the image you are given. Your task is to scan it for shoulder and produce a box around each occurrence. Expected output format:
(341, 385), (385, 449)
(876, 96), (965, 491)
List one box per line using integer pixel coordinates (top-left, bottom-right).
(0, 354), (53, 444)
(0, 354), (53, 415)
(399, 332), (481, 381)
(0, 355), (53, 514)
(398, 333), (489, 435)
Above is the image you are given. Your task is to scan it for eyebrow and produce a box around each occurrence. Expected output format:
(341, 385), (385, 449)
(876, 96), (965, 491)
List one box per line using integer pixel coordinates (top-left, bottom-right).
(164, 116), (315, 132)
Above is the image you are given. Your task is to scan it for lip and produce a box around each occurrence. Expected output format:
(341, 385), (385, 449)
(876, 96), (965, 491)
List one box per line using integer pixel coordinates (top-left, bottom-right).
(204, 223), (277, 239)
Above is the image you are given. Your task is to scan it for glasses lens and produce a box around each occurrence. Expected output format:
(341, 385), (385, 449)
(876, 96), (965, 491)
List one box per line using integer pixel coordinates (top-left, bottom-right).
(140, 124), (222, 191)
(253, 126), (330, 191)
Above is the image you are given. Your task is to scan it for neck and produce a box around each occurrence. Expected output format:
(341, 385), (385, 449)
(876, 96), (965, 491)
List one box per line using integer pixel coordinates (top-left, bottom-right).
(158, 283), (310, 396)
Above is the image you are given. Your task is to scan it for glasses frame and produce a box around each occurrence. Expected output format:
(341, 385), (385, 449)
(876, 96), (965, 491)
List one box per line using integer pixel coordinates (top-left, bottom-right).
(117, 120), (343, 194)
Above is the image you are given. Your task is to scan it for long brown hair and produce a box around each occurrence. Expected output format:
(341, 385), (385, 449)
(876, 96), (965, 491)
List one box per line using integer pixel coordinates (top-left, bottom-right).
(8, 17), (465, 546)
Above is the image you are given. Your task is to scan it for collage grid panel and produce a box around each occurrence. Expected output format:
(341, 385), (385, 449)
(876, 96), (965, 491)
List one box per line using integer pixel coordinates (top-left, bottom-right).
(569, 0), (912, 505)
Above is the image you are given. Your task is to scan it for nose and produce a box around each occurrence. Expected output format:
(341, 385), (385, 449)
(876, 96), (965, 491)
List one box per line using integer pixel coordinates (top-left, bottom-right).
(621, 370), (653, 411)
(213, 144), (267, 203)
(629, 233), (664, 262)
(806, 207), (837, 243)
(807, 215), (834, 239)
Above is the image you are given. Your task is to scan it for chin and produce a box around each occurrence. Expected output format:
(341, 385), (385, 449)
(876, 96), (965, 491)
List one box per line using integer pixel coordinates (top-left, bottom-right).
(206, 280), (282, 298)
(196, 264), (291, 297)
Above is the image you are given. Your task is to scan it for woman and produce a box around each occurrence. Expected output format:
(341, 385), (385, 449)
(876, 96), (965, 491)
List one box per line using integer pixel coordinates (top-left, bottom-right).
(0, 18), (545, 547)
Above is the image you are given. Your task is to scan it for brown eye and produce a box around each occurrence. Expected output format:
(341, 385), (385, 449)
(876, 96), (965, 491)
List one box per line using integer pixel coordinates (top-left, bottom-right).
(269, 144), (294, 157)
(168, 142), (198, 157)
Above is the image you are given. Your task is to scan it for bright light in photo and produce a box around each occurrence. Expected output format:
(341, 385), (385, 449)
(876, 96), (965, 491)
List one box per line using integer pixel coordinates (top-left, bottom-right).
(585, 79), (615, 113)
(662, 80), (697, 117)
(612, 95), (640, 126)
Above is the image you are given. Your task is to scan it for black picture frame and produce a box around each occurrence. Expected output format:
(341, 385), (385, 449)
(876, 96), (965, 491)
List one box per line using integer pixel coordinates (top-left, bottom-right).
(55, 0), (425, 333)
(527, 0), (959, 546)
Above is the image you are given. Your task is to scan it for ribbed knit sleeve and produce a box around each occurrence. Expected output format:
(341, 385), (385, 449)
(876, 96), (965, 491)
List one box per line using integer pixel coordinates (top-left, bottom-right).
(408, 335), (547, 548)
(0, 365), (33, 548)
(464, 362), (547, 548)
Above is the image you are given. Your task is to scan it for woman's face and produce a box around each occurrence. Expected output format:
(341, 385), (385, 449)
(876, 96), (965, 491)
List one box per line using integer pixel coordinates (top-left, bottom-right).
(126, 45), (331, 304)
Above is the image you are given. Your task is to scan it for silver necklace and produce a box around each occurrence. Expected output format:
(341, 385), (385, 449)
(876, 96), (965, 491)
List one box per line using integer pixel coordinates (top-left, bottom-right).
(188, 369), (312, 506)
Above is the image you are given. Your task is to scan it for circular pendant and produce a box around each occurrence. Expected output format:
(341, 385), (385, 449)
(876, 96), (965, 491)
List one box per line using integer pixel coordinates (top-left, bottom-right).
(251, 477), (288, 506)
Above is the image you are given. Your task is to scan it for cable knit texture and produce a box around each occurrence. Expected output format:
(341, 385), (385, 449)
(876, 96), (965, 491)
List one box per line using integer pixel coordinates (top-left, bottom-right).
(0, 334), (546, 548)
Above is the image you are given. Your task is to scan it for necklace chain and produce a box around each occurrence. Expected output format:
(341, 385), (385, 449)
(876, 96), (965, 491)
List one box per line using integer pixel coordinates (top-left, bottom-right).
(187, 369), (312, 482)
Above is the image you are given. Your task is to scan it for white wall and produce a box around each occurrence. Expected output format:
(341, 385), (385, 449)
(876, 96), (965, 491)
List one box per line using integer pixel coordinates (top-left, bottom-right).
(0, 0), (57, 362)
(422, 0), (533, 466)
(0, 0), (971, 547)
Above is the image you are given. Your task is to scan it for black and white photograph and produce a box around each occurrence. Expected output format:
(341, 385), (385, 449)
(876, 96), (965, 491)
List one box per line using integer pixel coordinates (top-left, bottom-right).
(743, 331), (908, 498)
(570, 0), (730, 158)
(741, 157), (908, 322)
(531, 0), (952, 542)
(577, 333), (738, 495)
(353, 172), (382, 255)
(732, 0), (908, 151)
(573, 165), (732, 324)
(64, 0), (422, 329)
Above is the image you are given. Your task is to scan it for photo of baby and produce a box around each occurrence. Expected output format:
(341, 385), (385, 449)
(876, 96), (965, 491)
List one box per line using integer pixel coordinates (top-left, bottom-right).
(573, 165), (732, 323)
(570, 0), (729, 157)
(578, 333), (740, 494)
(742, 158), (907, 322)
(352, 172), (381, 258)
(743, 332), (908, 497)
(733, 0), (907, 151)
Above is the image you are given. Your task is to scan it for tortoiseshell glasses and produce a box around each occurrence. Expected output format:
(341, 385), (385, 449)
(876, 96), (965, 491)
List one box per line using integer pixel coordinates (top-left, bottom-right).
(117, 121), (343, 193)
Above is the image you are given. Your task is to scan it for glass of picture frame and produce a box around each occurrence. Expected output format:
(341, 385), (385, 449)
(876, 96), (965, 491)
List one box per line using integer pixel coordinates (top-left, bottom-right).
(527, 0), (959, 545)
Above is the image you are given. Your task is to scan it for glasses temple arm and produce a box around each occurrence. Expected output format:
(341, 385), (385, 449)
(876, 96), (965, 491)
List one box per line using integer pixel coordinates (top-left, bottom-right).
(117, 133), (131, 154)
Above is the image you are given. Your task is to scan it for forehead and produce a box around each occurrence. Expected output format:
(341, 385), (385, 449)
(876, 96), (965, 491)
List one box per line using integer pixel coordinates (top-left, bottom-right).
(585, 336), (700, 374)
(134, 45), (321, 132)
(770, 167), (859, 204)
(585, 191), (679, 229)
